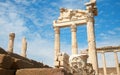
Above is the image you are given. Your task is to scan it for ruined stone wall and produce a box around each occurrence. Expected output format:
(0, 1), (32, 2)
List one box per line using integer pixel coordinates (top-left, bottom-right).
(0, 47), (71, 75)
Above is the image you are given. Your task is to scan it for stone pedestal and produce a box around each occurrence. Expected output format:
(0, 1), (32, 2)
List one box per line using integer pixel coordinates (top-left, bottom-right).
(8, 33), (15, 53)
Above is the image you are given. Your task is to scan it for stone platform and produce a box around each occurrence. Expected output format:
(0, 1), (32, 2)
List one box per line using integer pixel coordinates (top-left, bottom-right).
(16, 68), (72, 75)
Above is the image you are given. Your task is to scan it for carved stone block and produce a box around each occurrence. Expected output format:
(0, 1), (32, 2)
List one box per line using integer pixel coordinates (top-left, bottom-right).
(0, 54), (13, 69)
(56, 8), (87, 23)
(30, 59), (44, 68)
(54, 61), (60, 67)
(11, 58), (34, 69)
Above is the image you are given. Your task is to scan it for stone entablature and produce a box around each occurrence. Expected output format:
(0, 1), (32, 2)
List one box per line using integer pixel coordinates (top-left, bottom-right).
(53, 8), (87, 28)
(96, 46), (120, 53)
(54, 8), (87, 24)
(53, 1), (97, 28)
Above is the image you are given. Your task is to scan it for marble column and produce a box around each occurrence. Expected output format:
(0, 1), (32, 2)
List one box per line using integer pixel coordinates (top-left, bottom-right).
(21, 37), (27, 57)
(54, 27), (60, 56)
(71, 24), (78, 55)
(86, 5), (98, 75)
(102, 51), (107, 75)
(114, 51), (120, 75)
(8, 32), (15, 53)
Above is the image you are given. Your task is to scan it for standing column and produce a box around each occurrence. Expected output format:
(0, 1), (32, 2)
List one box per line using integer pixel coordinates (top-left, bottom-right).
(86, 5), (99, 75)
(54, 27), (60, 56)
(102, 51), (107, 75)
(71, 24), (78, 55)
(114, 51), (120, 75)
(21, 37), (27, 57)
(8, 32), (15, 53)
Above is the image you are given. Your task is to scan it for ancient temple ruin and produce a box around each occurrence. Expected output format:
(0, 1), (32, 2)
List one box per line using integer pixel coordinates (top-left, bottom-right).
(0, 0), (120, 75)
(53, 0), (98, 74)
(53, 0), (120, 75)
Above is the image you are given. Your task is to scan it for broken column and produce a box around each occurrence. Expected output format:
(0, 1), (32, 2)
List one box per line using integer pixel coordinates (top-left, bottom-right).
(71, 24), (78, 55)
(86, 3), (98, 74)
(8, 32), (15, 53)
(21, 37), (27, 57)
(58, 53), (70, 71)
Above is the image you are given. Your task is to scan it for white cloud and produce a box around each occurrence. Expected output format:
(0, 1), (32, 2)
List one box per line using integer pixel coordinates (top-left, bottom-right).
(115, 27), (120, 31)
(25, 32), (54, 66)
(96, 37), (120, 47)
(99, 33), (106, 36)
(14, 0), (36, 6)
(108, 31), (116, 35)
(59, 0), (89, 9)
(0, 1), (28, 51)
(50, 0), (89, 10)
(0, 0), (56, 66)
(97, 0), (104, 2)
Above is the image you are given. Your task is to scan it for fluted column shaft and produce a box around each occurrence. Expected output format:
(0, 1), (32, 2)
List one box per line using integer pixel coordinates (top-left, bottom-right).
(21, 37), (27, 57)
(8, 33), (15, 53)
(86, 5), (98, 75)
(71, 24), (78, 55)
(102, 52), (107, 75)
(114, 51), (120, 75)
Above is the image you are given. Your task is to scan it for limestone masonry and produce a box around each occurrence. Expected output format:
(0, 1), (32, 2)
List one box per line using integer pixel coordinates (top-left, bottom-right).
(0, 47), (72, 75)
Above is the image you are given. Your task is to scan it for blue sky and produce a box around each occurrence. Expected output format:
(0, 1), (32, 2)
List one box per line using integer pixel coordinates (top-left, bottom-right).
(0, 0), (120, 67)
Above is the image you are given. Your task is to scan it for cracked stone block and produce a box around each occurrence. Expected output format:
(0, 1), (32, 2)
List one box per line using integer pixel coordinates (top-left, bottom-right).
(11, 58), (34, 69)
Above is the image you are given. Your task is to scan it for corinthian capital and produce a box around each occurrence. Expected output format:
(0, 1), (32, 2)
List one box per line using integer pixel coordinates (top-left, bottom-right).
(54, 27), (60, 34)
(9, 32), (15, 40)
(71, 24), (77, 32)
(87, 12), (94, 22)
